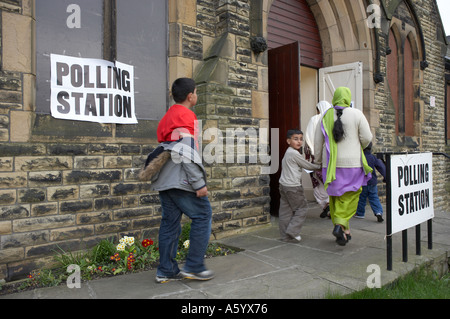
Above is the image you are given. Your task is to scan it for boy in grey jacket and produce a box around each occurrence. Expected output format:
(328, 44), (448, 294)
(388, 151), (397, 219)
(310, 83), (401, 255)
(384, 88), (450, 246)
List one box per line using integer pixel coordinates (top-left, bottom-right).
(149, 78), (214, 283)
(279, 129), (321, 242)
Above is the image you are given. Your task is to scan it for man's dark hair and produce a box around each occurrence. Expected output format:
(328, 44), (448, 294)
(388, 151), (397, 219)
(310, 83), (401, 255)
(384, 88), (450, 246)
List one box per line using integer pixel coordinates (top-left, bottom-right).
(171, 78), (196, 103)
(286, 129), (303, 139)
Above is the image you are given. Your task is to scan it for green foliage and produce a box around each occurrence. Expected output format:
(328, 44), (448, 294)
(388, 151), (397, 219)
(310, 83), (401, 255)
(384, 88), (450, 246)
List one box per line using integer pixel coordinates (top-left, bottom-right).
(179, 222), (191, 248)
(16, 229), (236, 293)
(89, 238), (116, 264)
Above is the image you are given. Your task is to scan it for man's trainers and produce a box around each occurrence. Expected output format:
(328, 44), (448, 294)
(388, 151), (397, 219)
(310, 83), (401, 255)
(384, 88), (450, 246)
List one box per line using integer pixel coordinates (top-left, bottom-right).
(155, 272), (184, 284)
(376, 214), (384, 222)
(180, 269), (215, 281)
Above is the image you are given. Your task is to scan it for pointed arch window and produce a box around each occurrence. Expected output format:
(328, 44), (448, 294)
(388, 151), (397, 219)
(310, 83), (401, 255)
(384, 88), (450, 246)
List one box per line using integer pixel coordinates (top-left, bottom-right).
(387, 28), (400, 134)
(404, 36), (415, 137)
(387, 23), (421, 139)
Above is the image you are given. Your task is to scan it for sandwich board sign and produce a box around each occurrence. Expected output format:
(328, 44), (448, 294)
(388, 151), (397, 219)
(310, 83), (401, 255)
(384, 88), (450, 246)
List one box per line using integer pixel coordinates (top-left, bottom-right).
(385, 152), (434, 270)
(389, 152), (434, 234)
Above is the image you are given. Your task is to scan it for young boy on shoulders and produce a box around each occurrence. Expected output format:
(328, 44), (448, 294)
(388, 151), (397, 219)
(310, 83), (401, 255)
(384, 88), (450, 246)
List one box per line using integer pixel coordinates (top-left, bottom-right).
(278, 129), (321, 242)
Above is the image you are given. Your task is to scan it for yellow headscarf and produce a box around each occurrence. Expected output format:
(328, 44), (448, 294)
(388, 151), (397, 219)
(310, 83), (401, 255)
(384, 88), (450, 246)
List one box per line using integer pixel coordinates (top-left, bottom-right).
(322, 87), (372, 189)
(331, 87), (352, 107)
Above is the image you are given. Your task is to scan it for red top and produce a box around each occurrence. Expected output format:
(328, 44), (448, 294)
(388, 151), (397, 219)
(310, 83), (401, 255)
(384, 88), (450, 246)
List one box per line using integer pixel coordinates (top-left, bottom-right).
(157, 104), (198, 143)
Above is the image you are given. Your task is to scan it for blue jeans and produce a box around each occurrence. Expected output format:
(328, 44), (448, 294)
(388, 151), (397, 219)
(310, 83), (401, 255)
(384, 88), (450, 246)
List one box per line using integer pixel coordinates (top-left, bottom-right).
(356, 184), (383, 217)
(157, 189), (212, 277)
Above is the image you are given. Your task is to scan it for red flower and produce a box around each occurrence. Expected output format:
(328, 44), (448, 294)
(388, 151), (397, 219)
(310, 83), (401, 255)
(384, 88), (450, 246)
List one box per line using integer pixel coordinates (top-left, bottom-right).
(127, 253), (135, 263)
(142, 238), (154, 247)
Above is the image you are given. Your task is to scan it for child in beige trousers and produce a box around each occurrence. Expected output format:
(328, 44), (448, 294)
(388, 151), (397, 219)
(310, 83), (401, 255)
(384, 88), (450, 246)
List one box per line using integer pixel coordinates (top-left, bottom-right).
(279, 129), (321, 242)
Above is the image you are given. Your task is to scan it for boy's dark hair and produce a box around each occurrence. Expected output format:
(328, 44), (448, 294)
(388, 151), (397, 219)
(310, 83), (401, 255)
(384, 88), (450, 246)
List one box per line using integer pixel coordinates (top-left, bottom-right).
(287, 129), (303, 139)
(171, 78), (196, 103)
(332, 108), (345, 142)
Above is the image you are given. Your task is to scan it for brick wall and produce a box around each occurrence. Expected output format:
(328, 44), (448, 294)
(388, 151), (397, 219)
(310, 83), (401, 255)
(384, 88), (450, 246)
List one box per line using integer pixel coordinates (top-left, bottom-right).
(413, 0), (449, 213)
(0, 0), (271, 282)
(374, 0), (449, 212)
(193, 0), (272, 234)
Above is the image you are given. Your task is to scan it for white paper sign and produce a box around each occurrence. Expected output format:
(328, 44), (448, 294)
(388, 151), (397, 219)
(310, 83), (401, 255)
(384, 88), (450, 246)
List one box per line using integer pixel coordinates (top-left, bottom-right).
(390, 153), (434, 234)
(50, 54), (137, 124)
(430, 96), (435, 107)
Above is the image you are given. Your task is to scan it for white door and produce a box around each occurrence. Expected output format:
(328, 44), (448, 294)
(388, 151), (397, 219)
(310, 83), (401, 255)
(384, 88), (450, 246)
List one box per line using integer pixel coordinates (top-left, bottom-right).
(318, 62), (363, 111)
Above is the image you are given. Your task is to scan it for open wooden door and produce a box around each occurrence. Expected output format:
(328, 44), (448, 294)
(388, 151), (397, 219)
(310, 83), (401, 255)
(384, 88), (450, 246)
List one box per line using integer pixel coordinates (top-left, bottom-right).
(318, 62), (363, 111)
(268, 42), (301, 216)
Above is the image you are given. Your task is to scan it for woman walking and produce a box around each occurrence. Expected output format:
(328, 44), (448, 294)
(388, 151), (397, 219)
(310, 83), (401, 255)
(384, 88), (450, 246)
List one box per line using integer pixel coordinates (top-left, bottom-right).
(314, 87), (373, 246)
(304, 101), (332, 218)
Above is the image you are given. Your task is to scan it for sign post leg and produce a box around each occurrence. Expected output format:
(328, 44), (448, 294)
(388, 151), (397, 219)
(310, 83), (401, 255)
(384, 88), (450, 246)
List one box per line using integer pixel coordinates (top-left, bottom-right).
(427, 219), (433, 250)
(415, 224), (421, 255)
(385, 154), (392, 271)
(402, 230), (408, 262)
(387, 236), (392, 271)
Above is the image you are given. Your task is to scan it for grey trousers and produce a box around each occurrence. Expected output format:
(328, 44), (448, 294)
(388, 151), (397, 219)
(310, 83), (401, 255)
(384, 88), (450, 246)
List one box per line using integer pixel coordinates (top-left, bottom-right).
(279, 184), (308, 240)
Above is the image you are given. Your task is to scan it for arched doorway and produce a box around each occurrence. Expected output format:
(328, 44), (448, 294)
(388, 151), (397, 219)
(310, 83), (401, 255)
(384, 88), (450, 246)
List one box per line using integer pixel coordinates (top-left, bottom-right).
(267, 0), (323, 215)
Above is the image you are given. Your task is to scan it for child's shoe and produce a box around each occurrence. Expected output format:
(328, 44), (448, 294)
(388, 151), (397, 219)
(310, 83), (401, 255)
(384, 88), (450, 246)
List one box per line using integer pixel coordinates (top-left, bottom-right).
(375, 213), (384, 222)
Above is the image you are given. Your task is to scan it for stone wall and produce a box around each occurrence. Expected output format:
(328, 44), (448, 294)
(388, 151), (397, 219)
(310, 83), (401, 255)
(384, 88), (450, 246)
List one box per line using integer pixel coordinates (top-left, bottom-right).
(412, 0), (449, 213)
(374, 0), (449, 212)
(0, 0), (448, 282)
(0, 0), (272, 282)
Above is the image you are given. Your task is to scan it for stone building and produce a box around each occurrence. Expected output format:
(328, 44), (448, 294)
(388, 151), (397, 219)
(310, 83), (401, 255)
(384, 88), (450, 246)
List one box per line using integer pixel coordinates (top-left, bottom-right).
(0, 0), (448, 281)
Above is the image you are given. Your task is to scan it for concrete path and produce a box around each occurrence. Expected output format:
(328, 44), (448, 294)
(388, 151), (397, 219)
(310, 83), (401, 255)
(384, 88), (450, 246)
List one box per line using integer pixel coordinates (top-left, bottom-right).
(1, 204), (448, 301)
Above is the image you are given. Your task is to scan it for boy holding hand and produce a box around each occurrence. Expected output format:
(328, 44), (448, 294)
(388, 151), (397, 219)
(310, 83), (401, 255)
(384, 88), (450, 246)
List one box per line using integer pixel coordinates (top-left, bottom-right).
(279, 129), (321, 242)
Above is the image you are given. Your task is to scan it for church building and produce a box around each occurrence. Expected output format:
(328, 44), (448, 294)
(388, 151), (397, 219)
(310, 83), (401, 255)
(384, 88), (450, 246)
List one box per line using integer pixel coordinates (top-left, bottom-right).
(0, 0), (448, 281)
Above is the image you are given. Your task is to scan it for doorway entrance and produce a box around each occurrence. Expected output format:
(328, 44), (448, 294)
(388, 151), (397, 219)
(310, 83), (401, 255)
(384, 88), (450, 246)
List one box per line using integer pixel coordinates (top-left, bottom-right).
(266, 0), (368, 216)
(268, 42), (319, 216)
(267, 0), (323, 216)
(268, 42), (301, 216)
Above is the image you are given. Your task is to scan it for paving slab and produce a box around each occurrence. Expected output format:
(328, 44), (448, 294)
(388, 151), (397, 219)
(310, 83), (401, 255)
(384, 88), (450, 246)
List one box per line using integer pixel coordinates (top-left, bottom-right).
(1, 203), (448, 303)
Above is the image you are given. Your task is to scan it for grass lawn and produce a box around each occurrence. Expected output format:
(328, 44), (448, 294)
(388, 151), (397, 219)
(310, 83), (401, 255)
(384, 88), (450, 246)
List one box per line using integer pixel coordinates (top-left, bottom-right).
(327, 266), (449, 299)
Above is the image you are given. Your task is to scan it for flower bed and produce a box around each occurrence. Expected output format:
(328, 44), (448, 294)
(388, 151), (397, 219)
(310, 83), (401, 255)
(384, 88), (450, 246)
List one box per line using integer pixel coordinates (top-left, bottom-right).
(0, 223), (239, 295)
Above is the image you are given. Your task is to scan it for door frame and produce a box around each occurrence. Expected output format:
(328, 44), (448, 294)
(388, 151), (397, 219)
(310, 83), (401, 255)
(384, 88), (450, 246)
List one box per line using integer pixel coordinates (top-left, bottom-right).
(268, 41), (301, 216)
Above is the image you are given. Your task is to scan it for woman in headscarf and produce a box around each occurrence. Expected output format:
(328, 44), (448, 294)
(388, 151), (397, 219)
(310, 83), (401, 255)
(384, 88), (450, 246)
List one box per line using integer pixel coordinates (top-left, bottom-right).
(314, 87), (373, 246)
(304, 101), (332, 218)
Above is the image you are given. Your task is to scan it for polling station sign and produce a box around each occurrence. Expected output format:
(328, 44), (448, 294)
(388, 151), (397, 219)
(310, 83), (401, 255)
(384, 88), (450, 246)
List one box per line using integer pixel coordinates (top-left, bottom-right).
(50, 54), (137, 124)
(389, 152), (434, 234)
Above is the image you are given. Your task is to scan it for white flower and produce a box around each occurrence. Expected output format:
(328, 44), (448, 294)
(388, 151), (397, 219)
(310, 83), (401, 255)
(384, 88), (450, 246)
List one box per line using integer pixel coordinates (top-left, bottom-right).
(116, 243), (126, 251)
(126, 236), (135, 246)
(119, 236), (135, 246)
(183, 240), (190, 249)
